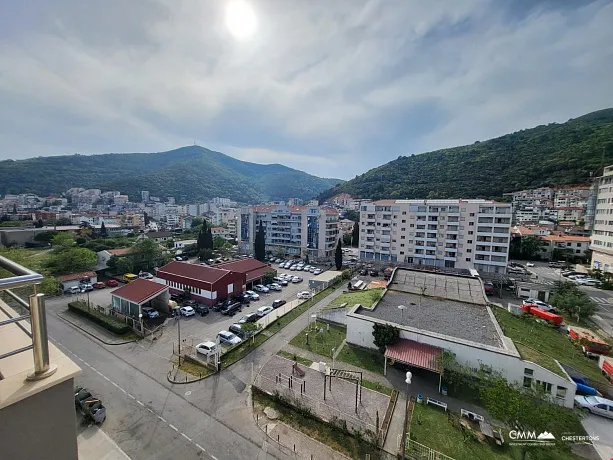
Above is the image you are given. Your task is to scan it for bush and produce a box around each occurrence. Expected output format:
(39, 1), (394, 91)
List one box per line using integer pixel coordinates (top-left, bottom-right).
(68, 301), (131, 335)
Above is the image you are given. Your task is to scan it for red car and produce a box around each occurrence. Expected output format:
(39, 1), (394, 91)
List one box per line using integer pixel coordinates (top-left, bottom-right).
(93, 282), (106, 289)
(105, 279), (119, 287)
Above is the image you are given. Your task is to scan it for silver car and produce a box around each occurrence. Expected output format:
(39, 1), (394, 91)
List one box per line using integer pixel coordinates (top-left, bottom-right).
(574, 395), (613, 420)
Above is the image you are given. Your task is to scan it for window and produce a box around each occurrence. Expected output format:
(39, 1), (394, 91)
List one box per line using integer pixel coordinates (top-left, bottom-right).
(400, 244), (405, 247)
(469, 222), (474, 226)
(466, 257), (471, 262)
(524, 368), (534, 376)
(467, 249), (472, 253)
(401, 236), (406, 239)
(469, 212), (475, 216)
(539, 381), (553, 393)
(401, 228), (406, 231)
(468, 231), (474, 235)
(402, 211), (407, 215)
(467, 240), (472, 244)
(523, 376), (533, 388)
(402, 220), (406, 223)
(410, 224), (414, 228)
(556, 386), (567, 399)
(400, 251), (405, 255)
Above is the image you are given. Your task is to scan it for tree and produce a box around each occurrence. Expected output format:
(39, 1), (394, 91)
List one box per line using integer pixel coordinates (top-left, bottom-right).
(343, 210), (359, 222)
(143, 211), (150, 226)
(34, 231), (58, 243)
(342, 233), (352, 246)
(191, 217), (203, 228)
(114, 256), (134, 275)
(550, 281), (598, 321)
(254, 221), (266, 261)
(130, 238), (162, 270)
(241, 322), (261, 343)
(519, 236), (544, 260)
(99, 221), (107, 237)
(335, 238), (342, 270)
(213, 235), (227, 250)
(372, 323), (400, 352)
(34, 219), (44, 228)
(262, 271), (275, 285)
(351, 222), (359, 247)
(51, 232), (76, 251)
(204, 227), (214, 250)
(198, 248), (214, 261)
(12, 203), (17, 214)
(197, 224), (207, 251)
(55, 217), (72, 226)
(46, 247), (97, 274)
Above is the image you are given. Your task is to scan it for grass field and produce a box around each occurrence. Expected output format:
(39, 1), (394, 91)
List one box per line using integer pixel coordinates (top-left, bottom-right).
(289, 320), (346, 358)
(336, 344), (386, 375)
(328, 288), (384, 309)
(276, 350), (313, 367)
(410, 403), (581, 460)
(492, 308), (607, 383)
(361, 379), (394, 396)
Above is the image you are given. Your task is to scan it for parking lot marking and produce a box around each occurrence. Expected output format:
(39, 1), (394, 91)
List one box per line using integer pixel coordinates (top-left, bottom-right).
(158, 416), (167, 423)
(147, 408), (154, 414)
(195, 444), (206, 452)
(83, 362), (90, 367)
(181, 433), (192, 442)
(127, 393), (136, 400)
(211, 455), (219, 460)
(112, 382), (119, 388)
(169, 424), (179, 432)
(136, 400), (145, 406)
(103, 375), (110, 382)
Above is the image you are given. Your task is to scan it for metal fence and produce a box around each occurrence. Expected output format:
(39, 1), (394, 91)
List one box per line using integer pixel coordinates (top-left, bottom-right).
(253, 373), (381, 444)
(405, 439), (456, 460)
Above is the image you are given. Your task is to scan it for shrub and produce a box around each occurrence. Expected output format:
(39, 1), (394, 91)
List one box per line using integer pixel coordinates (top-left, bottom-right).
(68, 301), (131, 335)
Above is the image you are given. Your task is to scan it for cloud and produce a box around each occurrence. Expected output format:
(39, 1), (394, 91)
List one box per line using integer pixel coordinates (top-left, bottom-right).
(0, 0), (611, 180)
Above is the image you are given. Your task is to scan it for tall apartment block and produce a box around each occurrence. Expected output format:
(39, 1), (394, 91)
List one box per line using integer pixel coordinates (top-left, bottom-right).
(238, 205), (339, 259)
(359, 199), (512, 273)
(590, 165), (613, 272)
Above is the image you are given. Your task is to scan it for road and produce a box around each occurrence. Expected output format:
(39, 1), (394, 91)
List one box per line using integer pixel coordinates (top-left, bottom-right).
(521, 263), (613, 333)
(43, 281), (347, 460)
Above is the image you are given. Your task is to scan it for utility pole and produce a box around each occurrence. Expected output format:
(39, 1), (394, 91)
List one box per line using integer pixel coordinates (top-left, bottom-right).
(176, 313), (182, 365)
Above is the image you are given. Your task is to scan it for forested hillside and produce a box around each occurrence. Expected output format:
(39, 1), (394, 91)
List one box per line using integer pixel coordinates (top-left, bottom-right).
(0, 146), (342, 203)
(320, 108), (613, 201)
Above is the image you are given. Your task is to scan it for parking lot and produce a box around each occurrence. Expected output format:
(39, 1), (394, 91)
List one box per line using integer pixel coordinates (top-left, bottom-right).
(152, 262), (322, 349)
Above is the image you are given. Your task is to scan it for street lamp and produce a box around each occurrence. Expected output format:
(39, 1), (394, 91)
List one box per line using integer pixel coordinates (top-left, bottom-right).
(138, 313), (143, 334)
(398, 305), (407, 323)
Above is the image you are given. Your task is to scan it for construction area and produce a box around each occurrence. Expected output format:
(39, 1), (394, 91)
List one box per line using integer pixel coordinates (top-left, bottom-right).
(253, 354), (394, 445)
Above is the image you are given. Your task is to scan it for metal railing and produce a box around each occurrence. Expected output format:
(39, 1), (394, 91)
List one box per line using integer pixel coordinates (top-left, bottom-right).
(0, 255), (57, 380)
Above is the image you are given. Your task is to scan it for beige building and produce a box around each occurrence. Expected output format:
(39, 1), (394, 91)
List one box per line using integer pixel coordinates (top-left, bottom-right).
(359, 199), (512, 273)
(238, 205), (339, 259)
(590, 165), (613, 272)
(1, 256), (81, 460)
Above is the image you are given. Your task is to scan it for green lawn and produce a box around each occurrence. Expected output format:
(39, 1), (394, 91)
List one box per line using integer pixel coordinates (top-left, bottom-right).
(329, 288), (384, 309)
(410, 404), (581, 460)
(493, 308), (608, 383)
(514, 343), (565, 377)
(336, 344), (386, 375)
(361, 379), (394, 396)
(276, 350), (313, 367)
(289, 320), (346, 358)
(221, 333), (270, 368)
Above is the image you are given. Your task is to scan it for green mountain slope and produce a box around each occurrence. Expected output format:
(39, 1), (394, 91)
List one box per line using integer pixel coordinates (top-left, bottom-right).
(320, 108), (613, 201)
(0, 146), (342, 203)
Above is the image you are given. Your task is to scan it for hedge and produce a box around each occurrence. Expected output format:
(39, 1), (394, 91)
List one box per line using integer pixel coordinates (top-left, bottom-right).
(68, 301), (131, 335)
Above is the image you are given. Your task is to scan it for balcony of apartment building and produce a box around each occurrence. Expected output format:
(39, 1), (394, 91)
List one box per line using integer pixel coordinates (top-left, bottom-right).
(427, 224), (438, 231)
(495, 207), (511, 214)
(444, 251), (457, 258)
(427, 216), (438, 222)
(1, 255), (81, 460)
(477, 235), (492, 243)
(476, 245), (492, 253)
(445, 242), (457, 249)
(478, 217), (494, 224)
(415, 232), (426, 238)
(426, 232), (437, 240)
(416, 216), (427, 222)
(416, 224), (426, 230)
(475, 254), (490, 261)
(478, 206), (495, 215)
(494, 217), (511, 225)
(380, 234), (391, 242)
(490, 255), (508, 264)
(477, 226), (493, 234)
(425, 250), (436, 257)
(415, 239), (426, 249)
(447, 216), (460, 223)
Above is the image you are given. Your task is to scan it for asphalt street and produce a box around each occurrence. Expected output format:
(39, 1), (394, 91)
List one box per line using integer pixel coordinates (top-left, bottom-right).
(43, 279), (348, 460)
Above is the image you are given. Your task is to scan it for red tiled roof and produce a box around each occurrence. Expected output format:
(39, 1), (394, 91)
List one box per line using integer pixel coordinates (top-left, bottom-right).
(107, 248), (131, 256)
(58, 271), (96, 282)
(540, 235), (590, 242)
(157, 261), (231, 284)
(216, 259), (273, 282)
(111, 279), (168, 304)
(385, 339), (443, 373)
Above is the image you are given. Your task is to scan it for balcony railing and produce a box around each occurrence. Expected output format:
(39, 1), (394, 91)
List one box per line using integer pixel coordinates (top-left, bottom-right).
(0, 254), (57, 381)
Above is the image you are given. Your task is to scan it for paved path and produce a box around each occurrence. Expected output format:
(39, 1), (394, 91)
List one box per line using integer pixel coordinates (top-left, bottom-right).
(77, 425), (131, 460)
(57, 309), (137, 345)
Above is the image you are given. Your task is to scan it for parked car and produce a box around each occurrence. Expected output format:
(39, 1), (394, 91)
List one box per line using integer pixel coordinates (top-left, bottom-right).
(272, 299), (286, 309)
(297, 291), (312, 299)
(313, 269), (322, 275)
(175, 256), (183, 261)
(292, 276), (302, 283)
(526, 262), (534, 267)
(221, 302), (242, 316)
(567, 274), (587, 280)
(278, 279), (288, 286)
(269, 283), (282, 291)
(369, 270), (379, 276)
(93, 282), (106, 289)
(194, 304), (209, 316)
(141, 306), (160, 319)
(183, 299), (197, 307)
(105, 279), (119, 287)
(195, 341), (217, 356)
(80, 284), (94, 292)
(245, 290), (260, 300)
(562, 271), (579, 277)
(256, 306), (274, 317)
(64, 286), (80, 294)
(574, 395), (613, 419)
(138, 272), (154, 279)
(238, 313), (259, 324)
(218, 330), (242, 345)
(275, 258), (282, 263)
(179, 306), (195, 317)
(522, 299), (556, 313)
(170, 293), (184, 301)
(240, 293), (252, 304)
(309, 267), (316, 273)
(574, 278), (601, 287)
(229, 323), (245, 338)
(254, 284), (269, 293)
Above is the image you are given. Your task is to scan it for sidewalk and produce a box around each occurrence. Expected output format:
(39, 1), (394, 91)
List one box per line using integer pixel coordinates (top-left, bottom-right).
(77, 425), (131, 460)
(57, 309), (137, 345)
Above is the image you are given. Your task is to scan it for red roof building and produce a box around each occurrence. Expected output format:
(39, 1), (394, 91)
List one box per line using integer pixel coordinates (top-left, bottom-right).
(111, 279), (169, 317)
(155, 261), (245, 305)
(216, 259), (274, 284)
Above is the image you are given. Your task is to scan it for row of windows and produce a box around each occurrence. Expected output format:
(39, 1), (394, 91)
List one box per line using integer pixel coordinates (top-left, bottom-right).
(166, 280), (209, 296)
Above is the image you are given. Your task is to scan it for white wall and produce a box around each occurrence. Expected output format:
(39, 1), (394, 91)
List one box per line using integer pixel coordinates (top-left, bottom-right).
(346, 312), (576, 408)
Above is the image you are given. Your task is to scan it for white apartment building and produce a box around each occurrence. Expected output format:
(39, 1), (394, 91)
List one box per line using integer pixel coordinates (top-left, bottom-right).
(359, 199), (512, 273)
(238, 205), (339, 259)
(214, 207), (238, 226)
(590, 165), (613, 272)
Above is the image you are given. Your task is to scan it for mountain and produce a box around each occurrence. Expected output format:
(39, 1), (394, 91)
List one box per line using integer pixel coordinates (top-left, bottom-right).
(0, 146), (342, 203)
(320, 108), (613, 202)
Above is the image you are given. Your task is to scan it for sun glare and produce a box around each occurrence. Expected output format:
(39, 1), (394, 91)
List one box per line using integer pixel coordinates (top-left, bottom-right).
(225, 1), (257, 39)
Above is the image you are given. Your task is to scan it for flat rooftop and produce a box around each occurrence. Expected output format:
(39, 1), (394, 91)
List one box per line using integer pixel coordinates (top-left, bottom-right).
(387, 269), (488, 305)
(357, 290), (502, 348)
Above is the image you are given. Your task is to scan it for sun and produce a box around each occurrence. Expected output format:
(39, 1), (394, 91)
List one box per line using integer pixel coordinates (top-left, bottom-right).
(225, 1), (257, 39)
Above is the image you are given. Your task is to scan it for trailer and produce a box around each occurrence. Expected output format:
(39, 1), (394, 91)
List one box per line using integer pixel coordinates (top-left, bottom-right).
(568, 326), (611, 359)
(520, 304), (563, 325)
(599, 355), (613, 383)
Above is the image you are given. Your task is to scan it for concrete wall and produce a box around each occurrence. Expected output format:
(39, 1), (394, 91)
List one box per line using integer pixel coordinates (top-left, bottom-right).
(0, 378), (78, 460)
(346, 311), (576, 408)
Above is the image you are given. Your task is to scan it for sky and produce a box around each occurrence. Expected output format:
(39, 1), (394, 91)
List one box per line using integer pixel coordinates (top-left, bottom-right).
(0, 0), (612, 180)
